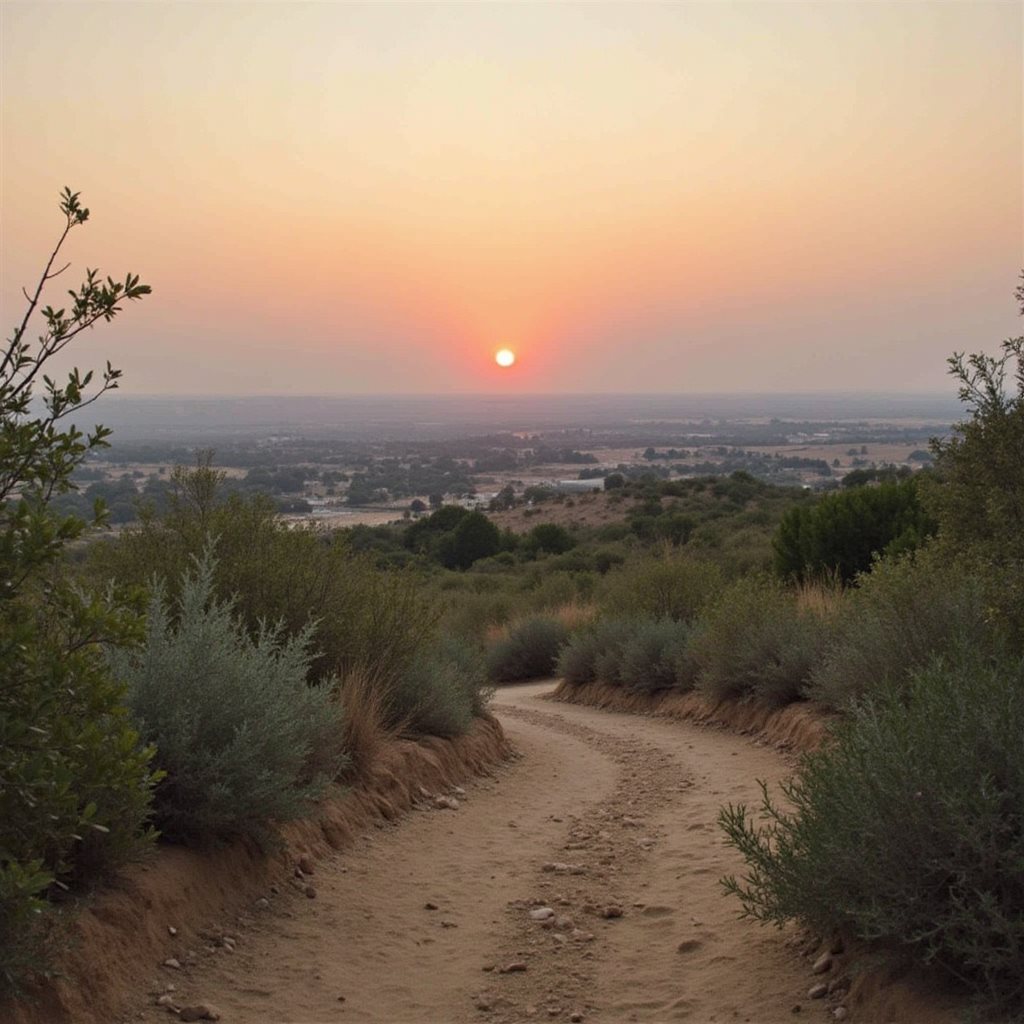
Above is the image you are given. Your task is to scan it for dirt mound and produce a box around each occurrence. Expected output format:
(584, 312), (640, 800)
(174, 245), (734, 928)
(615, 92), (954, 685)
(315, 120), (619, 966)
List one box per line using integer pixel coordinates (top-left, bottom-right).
(4, 715), (511, 1024)
(550, 678), (832, 752)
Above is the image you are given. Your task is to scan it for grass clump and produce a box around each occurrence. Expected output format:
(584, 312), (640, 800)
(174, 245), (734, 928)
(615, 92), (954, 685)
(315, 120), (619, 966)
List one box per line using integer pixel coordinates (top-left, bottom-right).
(693, 575), (829, 705)
(486, 615), (569, 682)
(720, 646), (1024, 1016)
(111, 554), (347, 846)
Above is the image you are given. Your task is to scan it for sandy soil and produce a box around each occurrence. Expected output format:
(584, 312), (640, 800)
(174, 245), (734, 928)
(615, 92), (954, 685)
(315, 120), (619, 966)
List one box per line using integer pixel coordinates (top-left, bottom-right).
(114, 680), (958, 1024)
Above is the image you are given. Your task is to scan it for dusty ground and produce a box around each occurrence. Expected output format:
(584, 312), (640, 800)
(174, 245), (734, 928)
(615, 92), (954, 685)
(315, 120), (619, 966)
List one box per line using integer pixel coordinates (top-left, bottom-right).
(125, 683), (950, 1024)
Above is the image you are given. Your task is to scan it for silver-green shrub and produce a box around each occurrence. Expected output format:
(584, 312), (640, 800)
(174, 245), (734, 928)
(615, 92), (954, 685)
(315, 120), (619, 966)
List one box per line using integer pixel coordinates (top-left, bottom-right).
(110, 554), (347, 846)
(809, 546), (992, 709)
(692, 575), (828, 705)
(618, 619), (692, 693)
(389, 636), (492, 737)
(720, 646), (1024, 1016)
(486, 616), (569, 682)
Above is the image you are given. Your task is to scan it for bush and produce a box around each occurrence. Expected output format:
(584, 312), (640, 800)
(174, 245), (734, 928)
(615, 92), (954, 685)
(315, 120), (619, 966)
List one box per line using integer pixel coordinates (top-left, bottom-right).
(111, 555), (347, 846)
(388, 636), (492, 737)
(923, 332), (1024, 647)
(600, 553), (723, 623)
(618, 619), (692, 693)
(486, 615), (569, 682)
(693, 575), (830, 705)
(1, 188), (155, 994)
(525, 523), (575, 556)
(809, 547), (991, 709)
(557, 618), (636, 686)
(720, 647), (1024, 1015)
(89, 468), (438, 688)
(774, 478), (936, 584)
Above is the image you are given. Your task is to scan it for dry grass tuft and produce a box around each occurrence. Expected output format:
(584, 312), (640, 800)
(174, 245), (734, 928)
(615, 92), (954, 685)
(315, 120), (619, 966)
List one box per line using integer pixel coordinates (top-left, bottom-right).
(795, 577), (844, 619)
(549, 600), (598, 632)
(337, 670), (399, 780)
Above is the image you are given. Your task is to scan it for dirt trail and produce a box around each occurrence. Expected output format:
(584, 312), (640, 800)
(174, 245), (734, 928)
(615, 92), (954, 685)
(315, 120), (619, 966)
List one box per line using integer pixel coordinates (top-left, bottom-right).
(128, 683), (845, 1023)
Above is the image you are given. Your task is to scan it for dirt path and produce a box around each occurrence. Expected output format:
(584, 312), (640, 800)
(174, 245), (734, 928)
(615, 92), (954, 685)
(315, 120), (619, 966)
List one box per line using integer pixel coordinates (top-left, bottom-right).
(131, 683), (830, 1024)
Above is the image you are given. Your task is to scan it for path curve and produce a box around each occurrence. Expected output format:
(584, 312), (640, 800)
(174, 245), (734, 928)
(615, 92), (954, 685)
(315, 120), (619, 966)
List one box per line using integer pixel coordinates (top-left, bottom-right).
(130, 682), (825, 1024)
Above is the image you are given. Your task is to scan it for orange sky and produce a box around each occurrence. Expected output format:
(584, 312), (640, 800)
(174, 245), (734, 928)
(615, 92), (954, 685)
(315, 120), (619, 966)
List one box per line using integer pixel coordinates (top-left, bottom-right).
(1, 1), (1021, 394)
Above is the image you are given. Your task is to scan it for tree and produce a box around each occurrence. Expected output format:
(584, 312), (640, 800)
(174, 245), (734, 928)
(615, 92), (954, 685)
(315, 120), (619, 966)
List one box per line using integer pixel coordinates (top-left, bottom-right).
(525, 522), (575, 556)
(773, 478), (935, 584)
(443, 510), (501, 569)
(1, 189), (155, 991)
(922, 280), (1024, 644)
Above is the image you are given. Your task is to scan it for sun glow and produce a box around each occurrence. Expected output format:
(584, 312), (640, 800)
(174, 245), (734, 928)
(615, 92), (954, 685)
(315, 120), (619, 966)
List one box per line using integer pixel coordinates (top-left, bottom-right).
(495, 348), (516, 368)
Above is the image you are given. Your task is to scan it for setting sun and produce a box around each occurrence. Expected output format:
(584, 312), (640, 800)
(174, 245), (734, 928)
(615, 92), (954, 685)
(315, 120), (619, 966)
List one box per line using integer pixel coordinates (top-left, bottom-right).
(495, 348), (516, 368)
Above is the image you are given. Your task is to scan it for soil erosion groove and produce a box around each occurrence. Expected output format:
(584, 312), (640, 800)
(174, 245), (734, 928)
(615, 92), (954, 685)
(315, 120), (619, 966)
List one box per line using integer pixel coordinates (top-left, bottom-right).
(125, 681), (822, 1023)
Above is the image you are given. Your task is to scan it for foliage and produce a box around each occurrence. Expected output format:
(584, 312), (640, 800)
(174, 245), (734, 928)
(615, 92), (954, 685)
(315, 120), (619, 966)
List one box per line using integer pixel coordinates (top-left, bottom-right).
(600, 551), (723, 623)
(617, 618), (692, 693)
(923, 331), (1024, 646)
(111, 554), (347, 846)
(720, 647), (1024, 1015)
(486, 615), (569, 681)
(556, 617), (636, 686)
(524, 522), (575, 556)
(442, 509), (503, 569)
(89, 460), (438, 687)
(809, 545), (991, 709)
(773, 478), (935, 584)
(693, 575), (829, 705)
(0, 189), (155, 993)
(388, 636), (492, 737)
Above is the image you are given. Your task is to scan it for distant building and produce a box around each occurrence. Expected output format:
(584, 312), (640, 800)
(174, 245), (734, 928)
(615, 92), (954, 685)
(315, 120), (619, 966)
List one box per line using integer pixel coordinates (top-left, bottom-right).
(554, 479), (599, 494)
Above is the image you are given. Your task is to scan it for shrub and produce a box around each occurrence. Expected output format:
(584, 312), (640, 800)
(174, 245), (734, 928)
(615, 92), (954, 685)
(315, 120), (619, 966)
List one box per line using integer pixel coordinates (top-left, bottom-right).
(557, 618), (636, 686)
(89, 471), (438, 687)
(525, 522), (575, 556)
(618, 619), (692, 693)
(486, 615), (569, 682)
(923, 331), (1024, 648)
(389, 636), (492, 737)
(809, 546), (991, 709)
(111, 555), (347, 846)
(773, 478), (936, 585)
(600, 552), (723, 623)
(1, 188), (155, 994)
(693, 575), (830, 705)
(720, 647), (1024, 1015)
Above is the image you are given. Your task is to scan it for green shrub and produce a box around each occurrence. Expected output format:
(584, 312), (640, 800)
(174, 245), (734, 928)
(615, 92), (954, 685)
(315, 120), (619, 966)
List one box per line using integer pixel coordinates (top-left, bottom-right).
(600, 553), (723, 623)
(89, 472), (438, 687)
(111, 555), (347, 846)
(809, 547), (991, 709)
(525, 522), (575, 556)
(618, 619), (692, 693)
(774, 478), (936, 584)
(486, 615), (569, 682)
(557, 618), (628, 685)
(0, 188), (155, 994)
(693, 575), (829, 705)
(439, 588), (516, 641)
(388, 636), (492, 737)
(720, 647), (1024, 1015)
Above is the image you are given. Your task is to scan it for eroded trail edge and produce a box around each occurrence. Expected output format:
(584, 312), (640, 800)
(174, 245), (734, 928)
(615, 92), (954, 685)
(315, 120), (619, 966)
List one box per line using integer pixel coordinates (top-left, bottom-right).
(115, 682), (846, 1024)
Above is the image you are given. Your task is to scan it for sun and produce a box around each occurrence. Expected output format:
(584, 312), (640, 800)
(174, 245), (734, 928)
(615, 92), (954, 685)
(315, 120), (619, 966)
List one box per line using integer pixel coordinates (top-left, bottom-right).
(495, 348), (516, 368)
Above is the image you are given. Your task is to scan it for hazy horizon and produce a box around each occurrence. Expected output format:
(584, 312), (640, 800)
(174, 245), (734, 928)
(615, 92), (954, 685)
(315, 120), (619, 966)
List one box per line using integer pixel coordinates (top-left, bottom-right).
(2, 1), (1021, 399)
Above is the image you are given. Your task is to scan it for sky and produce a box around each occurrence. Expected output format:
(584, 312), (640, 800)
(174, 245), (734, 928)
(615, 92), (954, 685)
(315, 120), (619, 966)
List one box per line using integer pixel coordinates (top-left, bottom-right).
(1, 1), (1021, 395)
